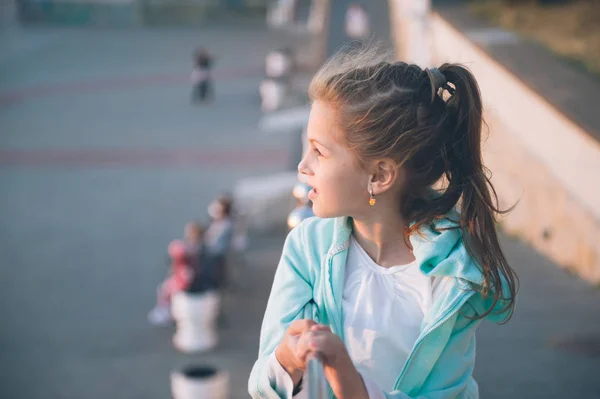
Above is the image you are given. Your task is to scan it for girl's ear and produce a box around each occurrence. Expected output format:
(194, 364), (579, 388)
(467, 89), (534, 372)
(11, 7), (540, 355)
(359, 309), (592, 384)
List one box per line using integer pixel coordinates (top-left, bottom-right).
(371, 159), (402, 194)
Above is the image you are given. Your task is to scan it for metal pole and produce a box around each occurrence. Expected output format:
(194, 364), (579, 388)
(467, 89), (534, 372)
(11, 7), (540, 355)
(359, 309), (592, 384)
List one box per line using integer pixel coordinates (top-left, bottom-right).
(305, 353), (328, 399)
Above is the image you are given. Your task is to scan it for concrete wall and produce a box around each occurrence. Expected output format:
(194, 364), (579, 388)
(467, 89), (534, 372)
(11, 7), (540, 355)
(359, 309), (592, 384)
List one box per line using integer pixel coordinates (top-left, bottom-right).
(389, 6), (600, 284)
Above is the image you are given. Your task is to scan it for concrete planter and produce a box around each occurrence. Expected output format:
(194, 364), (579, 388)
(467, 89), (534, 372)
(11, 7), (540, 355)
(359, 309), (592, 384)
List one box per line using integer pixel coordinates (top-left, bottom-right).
(171, 365), (229, 399)
(171, 290), (221, 353)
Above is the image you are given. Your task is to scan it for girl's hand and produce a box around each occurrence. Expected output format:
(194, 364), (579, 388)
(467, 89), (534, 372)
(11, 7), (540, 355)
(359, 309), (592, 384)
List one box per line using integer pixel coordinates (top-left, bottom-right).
(275, 319), (318, 385)
(301, 324), (369, 399)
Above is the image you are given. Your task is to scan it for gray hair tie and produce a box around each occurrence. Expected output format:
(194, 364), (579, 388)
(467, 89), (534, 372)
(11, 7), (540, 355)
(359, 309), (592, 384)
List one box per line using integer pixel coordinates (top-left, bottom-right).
(426, 68), (455, 95)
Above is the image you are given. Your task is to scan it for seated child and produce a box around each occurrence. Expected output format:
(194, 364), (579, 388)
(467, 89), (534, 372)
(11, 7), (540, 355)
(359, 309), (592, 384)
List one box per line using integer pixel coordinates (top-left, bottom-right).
(148, 222), (204, 326)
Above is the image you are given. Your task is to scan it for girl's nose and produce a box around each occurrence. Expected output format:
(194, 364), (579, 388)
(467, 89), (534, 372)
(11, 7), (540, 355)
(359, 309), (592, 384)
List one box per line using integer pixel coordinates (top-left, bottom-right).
(297, 154), (312, 178)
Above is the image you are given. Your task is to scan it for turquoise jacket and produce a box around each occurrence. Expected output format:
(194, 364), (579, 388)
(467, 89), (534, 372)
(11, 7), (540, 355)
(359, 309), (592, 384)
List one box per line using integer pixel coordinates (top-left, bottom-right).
(249, 214), (511, 399)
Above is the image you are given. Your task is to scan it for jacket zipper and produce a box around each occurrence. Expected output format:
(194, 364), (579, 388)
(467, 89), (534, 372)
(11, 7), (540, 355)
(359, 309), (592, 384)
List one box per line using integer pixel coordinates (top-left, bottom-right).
(323, 255), (339, 399)
(323, 256), (341, 334)
(392, 292), (475, 391)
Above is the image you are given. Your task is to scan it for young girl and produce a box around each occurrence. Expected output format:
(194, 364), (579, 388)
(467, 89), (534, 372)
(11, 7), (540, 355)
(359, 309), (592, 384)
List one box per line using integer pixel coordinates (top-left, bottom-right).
(248, 47), (518, 399)
(148, 222), (204, 325)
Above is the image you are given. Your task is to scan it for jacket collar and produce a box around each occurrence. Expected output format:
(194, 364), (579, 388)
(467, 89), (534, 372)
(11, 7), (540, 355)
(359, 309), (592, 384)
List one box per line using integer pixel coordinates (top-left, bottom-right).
(327, 211), (485, 286)
(328, 216), (353, 256)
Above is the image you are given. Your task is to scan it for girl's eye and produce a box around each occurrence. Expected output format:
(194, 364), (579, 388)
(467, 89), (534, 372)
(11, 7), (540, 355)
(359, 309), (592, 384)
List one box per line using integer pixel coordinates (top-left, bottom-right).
(313, 147), (322, 156)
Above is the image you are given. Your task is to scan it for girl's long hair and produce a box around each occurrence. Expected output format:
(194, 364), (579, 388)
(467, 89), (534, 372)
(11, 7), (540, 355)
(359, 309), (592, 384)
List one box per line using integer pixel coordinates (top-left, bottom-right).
(309, 46), (518, 320)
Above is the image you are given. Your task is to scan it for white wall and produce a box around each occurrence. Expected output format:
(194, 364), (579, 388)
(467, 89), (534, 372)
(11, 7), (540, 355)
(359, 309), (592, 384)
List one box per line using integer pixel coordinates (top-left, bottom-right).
(389, 5), (600, 283)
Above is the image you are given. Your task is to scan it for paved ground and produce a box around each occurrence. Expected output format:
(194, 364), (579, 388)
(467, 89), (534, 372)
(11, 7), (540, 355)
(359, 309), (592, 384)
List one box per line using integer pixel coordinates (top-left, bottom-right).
(0, 6), (599, 399)
(0, 16), (300, 399)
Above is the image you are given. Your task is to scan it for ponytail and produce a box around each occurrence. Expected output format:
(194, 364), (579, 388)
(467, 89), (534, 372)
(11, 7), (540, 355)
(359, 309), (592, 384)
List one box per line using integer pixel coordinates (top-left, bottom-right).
(438, 64), (518, 321)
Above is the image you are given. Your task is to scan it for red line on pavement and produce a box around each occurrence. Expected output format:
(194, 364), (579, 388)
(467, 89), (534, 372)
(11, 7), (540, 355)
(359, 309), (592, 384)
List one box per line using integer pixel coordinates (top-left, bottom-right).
(0, 65), (263, 107)
(0, 148), (290, 168)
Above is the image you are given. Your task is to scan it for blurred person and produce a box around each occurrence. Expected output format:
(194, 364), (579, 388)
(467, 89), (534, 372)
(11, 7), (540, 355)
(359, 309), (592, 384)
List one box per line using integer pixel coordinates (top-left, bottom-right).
(205, 194), (235, 289)
(148, 222), (204, 326)
(345, 3), (370, 40)
(191, 48), (214, 103)
(173, 195), (236, 299)
(248, 46), (518, 398)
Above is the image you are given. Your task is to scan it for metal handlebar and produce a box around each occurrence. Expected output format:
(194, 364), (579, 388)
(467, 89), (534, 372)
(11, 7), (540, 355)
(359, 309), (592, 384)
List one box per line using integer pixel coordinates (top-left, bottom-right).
(305, 352), (328, 399)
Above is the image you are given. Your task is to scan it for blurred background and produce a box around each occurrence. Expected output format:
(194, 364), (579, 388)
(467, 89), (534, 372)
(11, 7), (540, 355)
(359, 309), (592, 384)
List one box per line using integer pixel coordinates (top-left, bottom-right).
(0, 0), (599, 398)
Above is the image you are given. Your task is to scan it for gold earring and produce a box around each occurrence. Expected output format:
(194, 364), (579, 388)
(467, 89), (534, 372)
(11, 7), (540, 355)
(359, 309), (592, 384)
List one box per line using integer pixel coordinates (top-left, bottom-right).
(369, 185), (376, 206)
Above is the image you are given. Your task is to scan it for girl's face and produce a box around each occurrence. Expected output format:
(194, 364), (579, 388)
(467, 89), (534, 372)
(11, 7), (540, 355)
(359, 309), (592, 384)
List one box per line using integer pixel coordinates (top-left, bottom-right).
(298, 101), (371, 218)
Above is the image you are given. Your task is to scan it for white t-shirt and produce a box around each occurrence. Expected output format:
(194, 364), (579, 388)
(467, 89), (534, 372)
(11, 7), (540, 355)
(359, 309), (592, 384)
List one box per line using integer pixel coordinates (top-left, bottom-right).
(267, 235), (446, 398)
